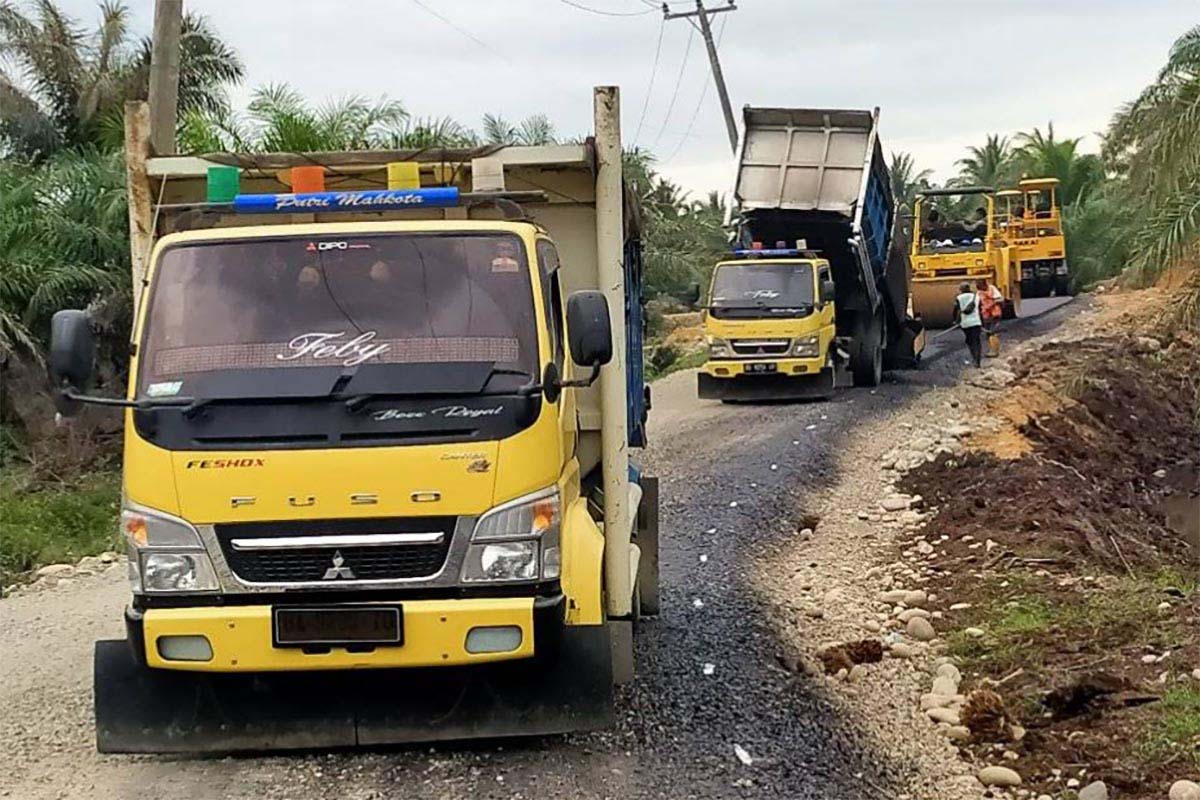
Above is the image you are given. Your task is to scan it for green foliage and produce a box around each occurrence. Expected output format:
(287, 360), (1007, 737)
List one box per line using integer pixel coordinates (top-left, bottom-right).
(1136, 685), (1200, 770)
(0, 0), (243, 158)
(178, 89), (572, 154)
(481, 112), (557, 146)
(625, 147), (727, 298)
(0, 148), (129, 360)
(0, 469), (120, 584)
(889, 151), (932, 213)
(1106, 25), (1200, 283)
(1062, 187), (1132, 289)
(644, 344), (706, 382)
(1013, 124), (1105, 205)
(954, 134), (1016, 189)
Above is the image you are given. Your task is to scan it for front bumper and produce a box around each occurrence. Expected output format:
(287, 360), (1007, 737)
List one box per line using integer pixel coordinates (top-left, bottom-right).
(701, 355), (825, 378)
(127, 594), (565, 672)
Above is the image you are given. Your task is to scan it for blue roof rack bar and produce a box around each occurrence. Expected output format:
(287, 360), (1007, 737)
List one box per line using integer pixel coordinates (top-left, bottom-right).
(232, 187), (460, 214)
(731, 248), (807, 257)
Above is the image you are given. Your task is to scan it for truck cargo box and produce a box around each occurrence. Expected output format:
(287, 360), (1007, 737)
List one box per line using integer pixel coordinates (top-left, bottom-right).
(730, 106), (921, 364)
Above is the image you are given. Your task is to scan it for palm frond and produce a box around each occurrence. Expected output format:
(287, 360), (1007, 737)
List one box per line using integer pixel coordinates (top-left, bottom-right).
(1130, 170), (1200, 279)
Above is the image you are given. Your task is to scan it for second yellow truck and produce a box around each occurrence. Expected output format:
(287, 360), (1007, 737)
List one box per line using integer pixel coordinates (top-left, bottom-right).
(698, 107), (925, 401)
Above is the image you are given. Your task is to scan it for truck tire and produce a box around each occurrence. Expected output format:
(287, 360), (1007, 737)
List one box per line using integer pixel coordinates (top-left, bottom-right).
(851, 311), (884, 387)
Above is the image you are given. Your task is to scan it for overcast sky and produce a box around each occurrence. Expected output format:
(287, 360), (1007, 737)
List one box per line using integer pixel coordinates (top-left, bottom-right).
(56, 0), (1199, 198)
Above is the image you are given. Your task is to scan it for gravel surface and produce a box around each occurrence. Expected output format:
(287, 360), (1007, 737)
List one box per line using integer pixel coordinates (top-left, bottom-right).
(0, 299), (1080, 800)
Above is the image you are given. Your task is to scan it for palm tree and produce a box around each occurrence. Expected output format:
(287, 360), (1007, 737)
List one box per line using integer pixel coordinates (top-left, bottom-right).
(1107, 24), (1200, 202)
(889, 151), (932, 212)
(178, 83), (409, 153)
(0, 149), (129, 360)
(1013, 124), (1105, 206)
(955, 134), (1014, 189)
(381, 116), (477, 149)
(0, 0), (242, 158)
(1106, 25), (1199, 292)
(481, 112), (557, 145)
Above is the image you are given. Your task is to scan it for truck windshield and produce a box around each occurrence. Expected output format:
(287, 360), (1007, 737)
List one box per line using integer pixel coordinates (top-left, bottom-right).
(710, 263), (814, 310)
(138, 232), (537, 398)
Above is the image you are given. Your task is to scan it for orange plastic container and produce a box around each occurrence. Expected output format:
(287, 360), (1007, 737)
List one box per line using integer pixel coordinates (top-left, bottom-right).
(290, 166), (326, 194)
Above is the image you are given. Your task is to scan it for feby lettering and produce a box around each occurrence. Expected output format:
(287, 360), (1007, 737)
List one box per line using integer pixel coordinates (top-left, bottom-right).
(277, 331), (390, 366)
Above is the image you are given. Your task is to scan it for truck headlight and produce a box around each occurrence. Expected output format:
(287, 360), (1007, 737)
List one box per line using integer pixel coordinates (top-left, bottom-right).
(463, 542), (539, 582)
(462, 487), (560, 582)
(142, 552), (219, 592)
(792, 335), (820, 357)
(707, 336), (731, 358)
(121, 503), (218, 593)
(1055, 262), (1068, 275)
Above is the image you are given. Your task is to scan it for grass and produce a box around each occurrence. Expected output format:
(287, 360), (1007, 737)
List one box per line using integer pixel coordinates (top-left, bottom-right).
(644, 346), (707, 382)
(1136, 685), (1200, 770)
(946, 573), (1186, 673)
(0, 469), (121, 586)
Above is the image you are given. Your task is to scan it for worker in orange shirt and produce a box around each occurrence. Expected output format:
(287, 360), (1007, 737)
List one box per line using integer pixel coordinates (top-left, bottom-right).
(976, 278), (1004, 357)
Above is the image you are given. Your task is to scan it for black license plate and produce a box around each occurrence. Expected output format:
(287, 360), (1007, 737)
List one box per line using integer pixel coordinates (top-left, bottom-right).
(745, 362), (777, 374)
(273, 606), (403, 647)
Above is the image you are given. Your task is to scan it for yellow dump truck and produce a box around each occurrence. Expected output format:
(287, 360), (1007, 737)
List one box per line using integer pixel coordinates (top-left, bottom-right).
(698, 107), (924, 401)
(1000, 177), (1070, 298)
(48, 87), (658, 753)
(909, 187), (1021, 328)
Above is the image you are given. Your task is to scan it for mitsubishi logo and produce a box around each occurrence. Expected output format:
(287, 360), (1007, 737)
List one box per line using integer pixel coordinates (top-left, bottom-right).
(322, 550), (355, 580)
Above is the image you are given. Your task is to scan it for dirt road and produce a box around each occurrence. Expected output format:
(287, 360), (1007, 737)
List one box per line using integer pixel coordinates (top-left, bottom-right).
(0, 299), (1078, 800)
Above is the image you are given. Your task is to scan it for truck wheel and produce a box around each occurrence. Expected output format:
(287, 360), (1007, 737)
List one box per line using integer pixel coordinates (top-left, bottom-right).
(851, 311), (884, 387)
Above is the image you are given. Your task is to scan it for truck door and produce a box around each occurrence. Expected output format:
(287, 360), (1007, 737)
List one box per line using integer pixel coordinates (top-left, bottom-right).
(536, 239), (576, 467)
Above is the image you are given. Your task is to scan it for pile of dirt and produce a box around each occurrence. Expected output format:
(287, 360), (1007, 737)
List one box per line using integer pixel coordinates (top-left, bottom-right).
(903, 333), (1199, 570)
(898, 328), (1200, 796)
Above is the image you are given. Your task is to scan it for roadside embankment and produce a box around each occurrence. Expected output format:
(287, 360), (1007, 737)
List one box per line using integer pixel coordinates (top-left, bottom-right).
(763, 287), (1198, 799)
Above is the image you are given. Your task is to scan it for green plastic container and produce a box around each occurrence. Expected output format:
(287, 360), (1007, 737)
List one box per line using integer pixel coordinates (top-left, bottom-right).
(206, 165), (240, 202)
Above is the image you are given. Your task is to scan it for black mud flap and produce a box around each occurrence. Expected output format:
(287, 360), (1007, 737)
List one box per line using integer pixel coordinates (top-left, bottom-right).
(94, 625), (613, 754)
(697, 369), (836, 402)
(883, 317), (926, 369)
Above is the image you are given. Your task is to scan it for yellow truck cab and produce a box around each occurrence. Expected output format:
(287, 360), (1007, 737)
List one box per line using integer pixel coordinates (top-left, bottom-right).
(47, 87), (658, 754)
(1001, 177), (1070, 298)
(699, 249), (838, 400)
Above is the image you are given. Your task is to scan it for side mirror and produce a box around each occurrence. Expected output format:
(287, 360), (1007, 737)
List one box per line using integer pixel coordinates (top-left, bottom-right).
(49, 310), (95, 417)
(819, 280), (836, 304)
(566, 290), (613, 368)
(541, 362), (562, 404)
(684, 282), (701, 307)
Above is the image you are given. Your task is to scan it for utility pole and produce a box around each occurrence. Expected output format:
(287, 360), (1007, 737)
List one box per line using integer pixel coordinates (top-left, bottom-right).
(663, 1), (738, 154)
(148, 0), (183, 155)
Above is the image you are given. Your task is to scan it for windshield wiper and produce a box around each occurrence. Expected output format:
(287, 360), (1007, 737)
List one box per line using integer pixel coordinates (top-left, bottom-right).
(342, 366), (537, 413)
(58, 390), (198, 411)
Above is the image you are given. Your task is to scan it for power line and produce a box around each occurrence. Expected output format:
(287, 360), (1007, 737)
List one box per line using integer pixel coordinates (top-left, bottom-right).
(558, 0), (656, 15)
(650, 24), (695, 150)
(662, 1), (739, 154)
(409, 0), (514, 64)
(632, 16), (666, 145)
(663, 14), (726, 163)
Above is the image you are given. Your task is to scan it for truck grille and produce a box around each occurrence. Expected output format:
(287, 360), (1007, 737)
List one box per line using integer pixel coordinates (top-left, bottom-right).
(215, 517), (455, 584)
(730, 339), (791, 357)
